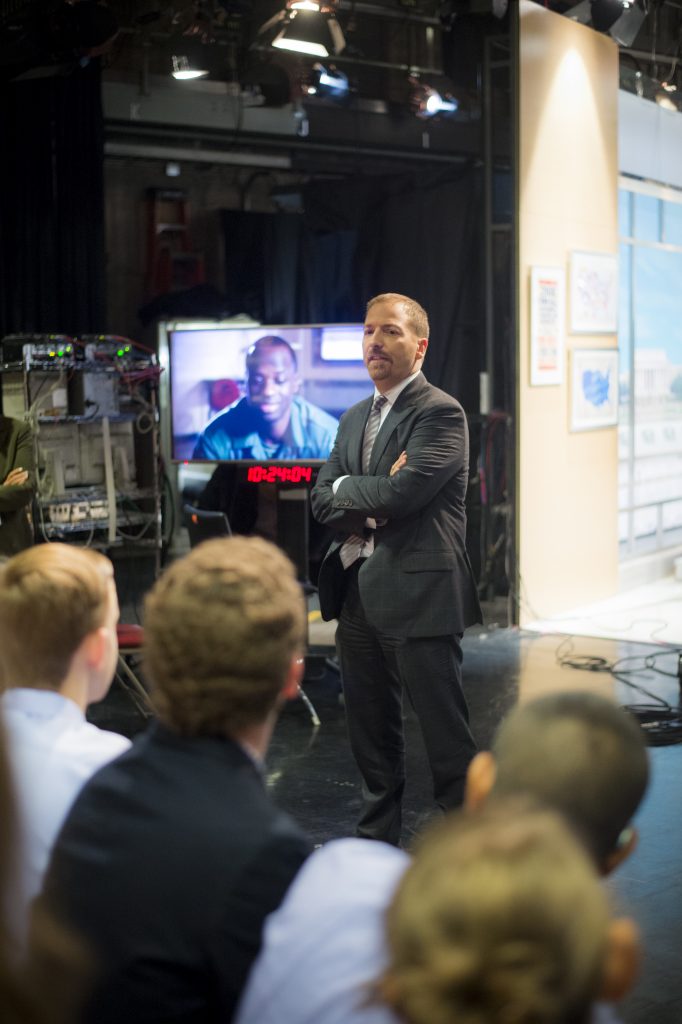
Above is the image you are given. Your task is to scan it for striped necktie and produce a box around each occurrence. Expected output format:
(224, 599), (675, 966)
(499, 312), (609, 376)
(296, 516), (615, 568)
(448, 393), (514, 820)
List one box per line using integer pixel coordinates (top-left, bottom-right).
(339, 395), (388, 569)
(362, 395), (387, 473)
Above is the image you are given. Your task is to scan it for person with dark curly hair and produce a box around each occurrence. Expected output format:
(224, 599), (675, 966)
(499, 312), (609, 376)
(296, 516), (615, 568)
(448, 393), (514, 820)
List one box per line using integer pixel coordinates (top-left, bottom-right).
(377, 800), (639, 1024)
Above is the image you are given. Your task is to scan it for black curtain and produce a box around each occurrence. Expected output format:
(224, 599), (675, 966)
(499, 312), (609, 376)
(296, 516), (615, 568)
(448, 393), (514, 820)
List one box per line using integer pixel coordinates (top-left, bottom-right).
(0, 61), (105, 336)
(222, 164), (483, 412)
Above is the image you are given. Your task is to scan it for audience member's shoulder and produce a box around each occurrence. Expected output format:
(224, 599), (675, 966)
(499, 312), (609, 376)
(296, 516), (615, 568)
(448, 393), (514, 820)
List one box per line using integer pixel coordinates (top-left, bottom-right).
(311, 837), (408, 873)
(2, 689), (129, 764)
(285, 838), (409, 905)
(233, 808), (311, 900)
(62, 718), (131, 766)
(260, 803), (312, 850)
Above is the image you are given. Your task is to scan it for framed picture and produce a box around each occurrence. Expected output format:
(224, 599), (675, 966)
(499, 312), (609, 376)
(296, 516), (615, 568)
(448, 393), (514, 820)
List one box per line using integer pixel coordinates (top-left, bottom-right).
(570, 251), (618, 334)
(570, 348), (619, 432)
(529, 266), (565, 386)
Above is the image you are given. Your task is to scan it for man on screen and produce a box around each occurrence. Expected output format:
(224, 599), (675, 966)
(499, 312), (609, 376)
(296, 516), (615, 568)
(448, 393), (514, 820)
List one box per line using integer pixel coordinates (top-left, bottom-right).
(193, 336), (339, 460)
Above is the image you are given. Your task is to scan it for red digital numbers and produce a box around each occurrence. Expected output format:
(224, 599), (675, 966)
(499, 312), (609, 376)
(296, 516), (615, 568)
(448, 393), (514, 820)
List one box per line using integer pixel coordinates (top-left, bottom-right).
(246, 465), (313, 484)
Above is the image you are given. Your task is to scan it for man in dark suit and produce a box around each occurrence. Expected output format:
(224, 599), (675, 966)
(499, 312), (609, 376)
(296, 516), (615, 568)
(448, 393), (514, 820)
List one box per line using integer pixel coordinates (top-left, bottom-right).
(0, 415), (35, 557)
(40, 536), (311, 1024)
(311, 293), (482, 846)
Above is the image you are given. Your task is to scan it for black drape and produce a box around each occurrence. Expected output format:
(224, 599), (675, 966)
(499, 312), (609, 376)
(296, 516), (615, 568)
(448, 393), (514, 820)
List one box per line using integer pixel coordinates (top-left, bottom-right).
(222, 165), (483, 412)
(0, 61), (105, 336)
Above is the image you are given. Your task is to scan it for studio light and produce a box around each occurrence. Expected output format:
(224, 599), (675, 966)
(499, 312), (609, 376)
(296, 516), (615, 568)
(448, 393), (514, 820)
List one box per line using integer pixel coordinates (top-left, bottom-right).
(410, 80), (458, 119)
(567, 0), (646, 47)
(305, 62), (349, 98)
(655, 84), (678, 111)
(606, 0), (647, 47)
(171, 55), (209, 80)
(590, 0), (631, 33)
(257, 1), (346, 59)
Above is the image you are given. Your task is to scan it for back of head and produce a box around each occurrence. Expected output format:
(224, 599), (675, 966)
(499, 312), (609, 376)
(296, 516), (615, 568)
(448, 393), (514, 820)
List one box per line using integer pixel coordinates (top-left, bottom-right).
(490, 692), (649, 867)
(380, 799), (609, 1024)
(0, 544), (114, 691)
(143, 536), (305, 737)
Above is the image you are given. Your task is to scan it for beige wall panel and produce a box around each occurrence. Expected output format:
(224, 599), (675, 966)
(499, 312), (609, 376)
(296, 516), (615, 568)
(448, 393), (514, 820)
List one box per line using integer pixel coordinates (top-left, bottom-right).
(518, 1), (619, 622)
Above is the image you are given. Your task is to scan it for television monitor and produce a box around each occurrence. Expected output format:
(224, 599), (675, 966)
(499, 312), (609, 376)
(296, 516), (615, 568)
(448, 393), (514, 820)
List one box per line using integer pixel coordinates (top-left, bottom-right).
(166, 321), (371, 472)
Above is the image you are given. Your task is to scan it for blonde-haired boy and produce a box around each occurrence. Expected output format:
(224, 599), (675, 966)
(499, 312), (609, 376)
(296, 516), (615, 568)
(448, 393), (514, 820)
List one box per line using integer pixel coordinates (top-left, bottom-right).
(0, 543), (130, 931)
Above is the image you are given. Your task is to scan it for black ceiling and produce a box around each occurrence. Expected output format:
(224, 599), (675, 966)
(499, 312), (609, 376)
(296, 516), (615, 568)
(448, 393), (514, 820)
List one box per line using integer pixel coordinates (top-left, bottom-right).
(1, 1), (681, 106)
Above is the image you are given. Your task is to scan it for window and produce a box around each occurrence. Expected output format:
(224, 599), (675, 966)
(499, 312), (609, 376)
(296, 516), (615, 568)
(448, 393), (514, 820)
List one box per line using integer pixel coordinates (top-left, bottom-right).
(619, 181), (682, 557)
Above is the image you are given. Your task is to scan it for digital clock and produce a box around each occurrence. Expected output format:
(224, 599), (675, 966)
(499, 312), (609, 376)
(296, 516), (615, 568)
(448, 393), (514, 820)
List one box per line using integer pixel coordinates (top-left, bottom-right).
(246, 466), (314, 484)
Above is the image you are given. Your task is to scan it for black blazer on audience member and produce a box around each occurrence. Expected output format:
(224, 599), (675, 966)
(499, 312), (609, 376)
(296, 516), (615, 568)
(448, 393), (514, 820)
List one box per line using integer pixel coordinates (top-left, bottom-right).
(41, 721), (311, 1024)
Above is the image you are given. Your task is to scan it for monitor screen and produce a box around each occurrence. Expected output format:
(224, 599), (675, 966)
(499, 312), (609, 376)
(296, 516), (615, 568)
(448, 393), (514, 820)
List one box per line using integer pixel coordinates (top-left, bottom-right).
(167, 322), (370, 464)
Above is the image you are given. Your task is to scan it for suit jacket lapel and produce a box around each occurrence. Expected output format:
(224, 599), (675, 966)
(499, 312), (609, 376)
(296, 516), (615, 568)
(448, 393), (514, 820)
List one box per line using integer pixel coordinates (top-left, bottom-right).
(368, 374), (426, 473)
(349, 396), (373, 474)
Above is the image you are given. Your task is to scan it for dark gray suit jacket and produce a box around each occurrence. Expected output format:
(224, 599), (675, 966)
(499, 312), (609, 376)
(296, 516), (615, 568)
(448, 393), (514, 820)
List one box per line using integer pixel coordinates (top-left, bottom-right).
(0, 416), (35, 557)
(311, 373), (482, 637)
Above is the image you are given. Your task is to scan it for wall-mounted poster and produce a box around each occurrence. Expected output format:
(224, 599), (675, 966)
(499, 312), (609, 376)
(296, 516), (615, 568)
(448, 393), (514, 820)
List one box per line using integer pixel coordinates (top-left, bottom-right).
(530, 266), (565, 386)
(570, 348), (619, 432)
(570, 251), (618, 334)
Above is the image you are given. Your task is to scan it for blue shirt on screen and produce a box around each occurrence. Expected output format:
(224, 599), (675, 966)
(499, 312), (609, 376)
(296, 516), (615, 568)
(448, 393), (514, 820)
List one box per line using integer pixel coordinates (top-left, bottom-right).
(193, 395), (338, 460)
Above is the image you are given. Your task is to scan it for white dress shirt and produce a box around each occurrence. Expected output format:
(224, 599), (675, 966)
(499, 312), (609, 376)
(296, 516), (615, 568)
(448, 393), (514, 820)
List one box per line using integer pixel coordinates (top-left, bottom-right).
(2, 687), (131, 931)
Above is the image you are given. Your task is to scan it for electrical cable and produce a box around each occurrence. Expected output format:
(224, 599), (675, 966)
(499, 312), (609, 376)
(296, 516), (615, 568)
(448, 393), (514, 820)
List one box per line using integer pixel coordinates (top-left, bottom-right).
(116, 519), (155, 542)
(555, 634), (682, 745)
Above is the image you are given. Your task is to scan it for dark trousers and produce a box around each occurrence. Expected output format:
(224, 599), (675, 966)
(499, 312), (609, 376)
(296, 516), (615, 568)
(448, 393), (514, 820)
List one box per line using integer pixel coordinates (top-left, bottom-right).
(336, 561), (477, 846)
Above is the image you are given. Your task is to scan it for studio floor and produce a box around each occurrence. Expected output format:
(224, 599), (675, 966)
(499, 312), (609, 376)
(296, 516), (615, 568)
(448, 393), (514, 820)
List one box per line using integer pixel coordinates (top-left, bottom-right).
(94, 609), (682, 1024)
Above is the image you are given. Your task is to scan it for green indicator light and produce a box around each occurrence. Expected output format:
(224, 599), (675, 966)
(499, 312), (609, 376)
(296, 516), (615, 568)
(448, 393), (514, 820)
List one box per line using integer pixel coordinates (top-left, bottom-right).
(117, 349), (124, 357)
(57, 350), (63, 357)
(125, 346), (130, 352)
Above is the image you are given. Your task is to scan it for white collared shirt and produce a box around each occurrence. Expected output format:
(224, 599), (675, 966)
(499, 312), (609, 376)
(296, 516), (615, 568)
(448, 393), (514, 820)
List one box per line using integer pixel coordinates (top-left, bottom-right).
(2, 687), (130, 937)
(370, 368), (421, 429)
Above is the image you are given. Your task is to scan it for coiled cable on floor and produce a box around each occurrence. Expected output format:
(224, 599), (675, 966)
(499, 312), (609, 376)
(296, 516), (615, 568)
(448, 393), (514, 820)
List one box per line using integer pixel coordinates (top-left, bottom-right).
(556, 639), (682, 746)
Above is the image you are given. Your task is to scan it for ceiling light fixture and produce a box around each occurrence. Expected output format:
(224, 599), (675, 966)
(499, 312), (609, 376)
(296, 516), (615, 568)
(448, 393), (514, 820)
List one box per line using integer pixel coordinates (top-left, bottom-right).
(567, 0), (647, 48)
(590, 0), (632, 33)
(305, 62), (349, 98)
(655, 86), (678, 111)
(410, 79), (458, 119)
(171, 54), (209, 80)
(257, 1), (346, 59)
